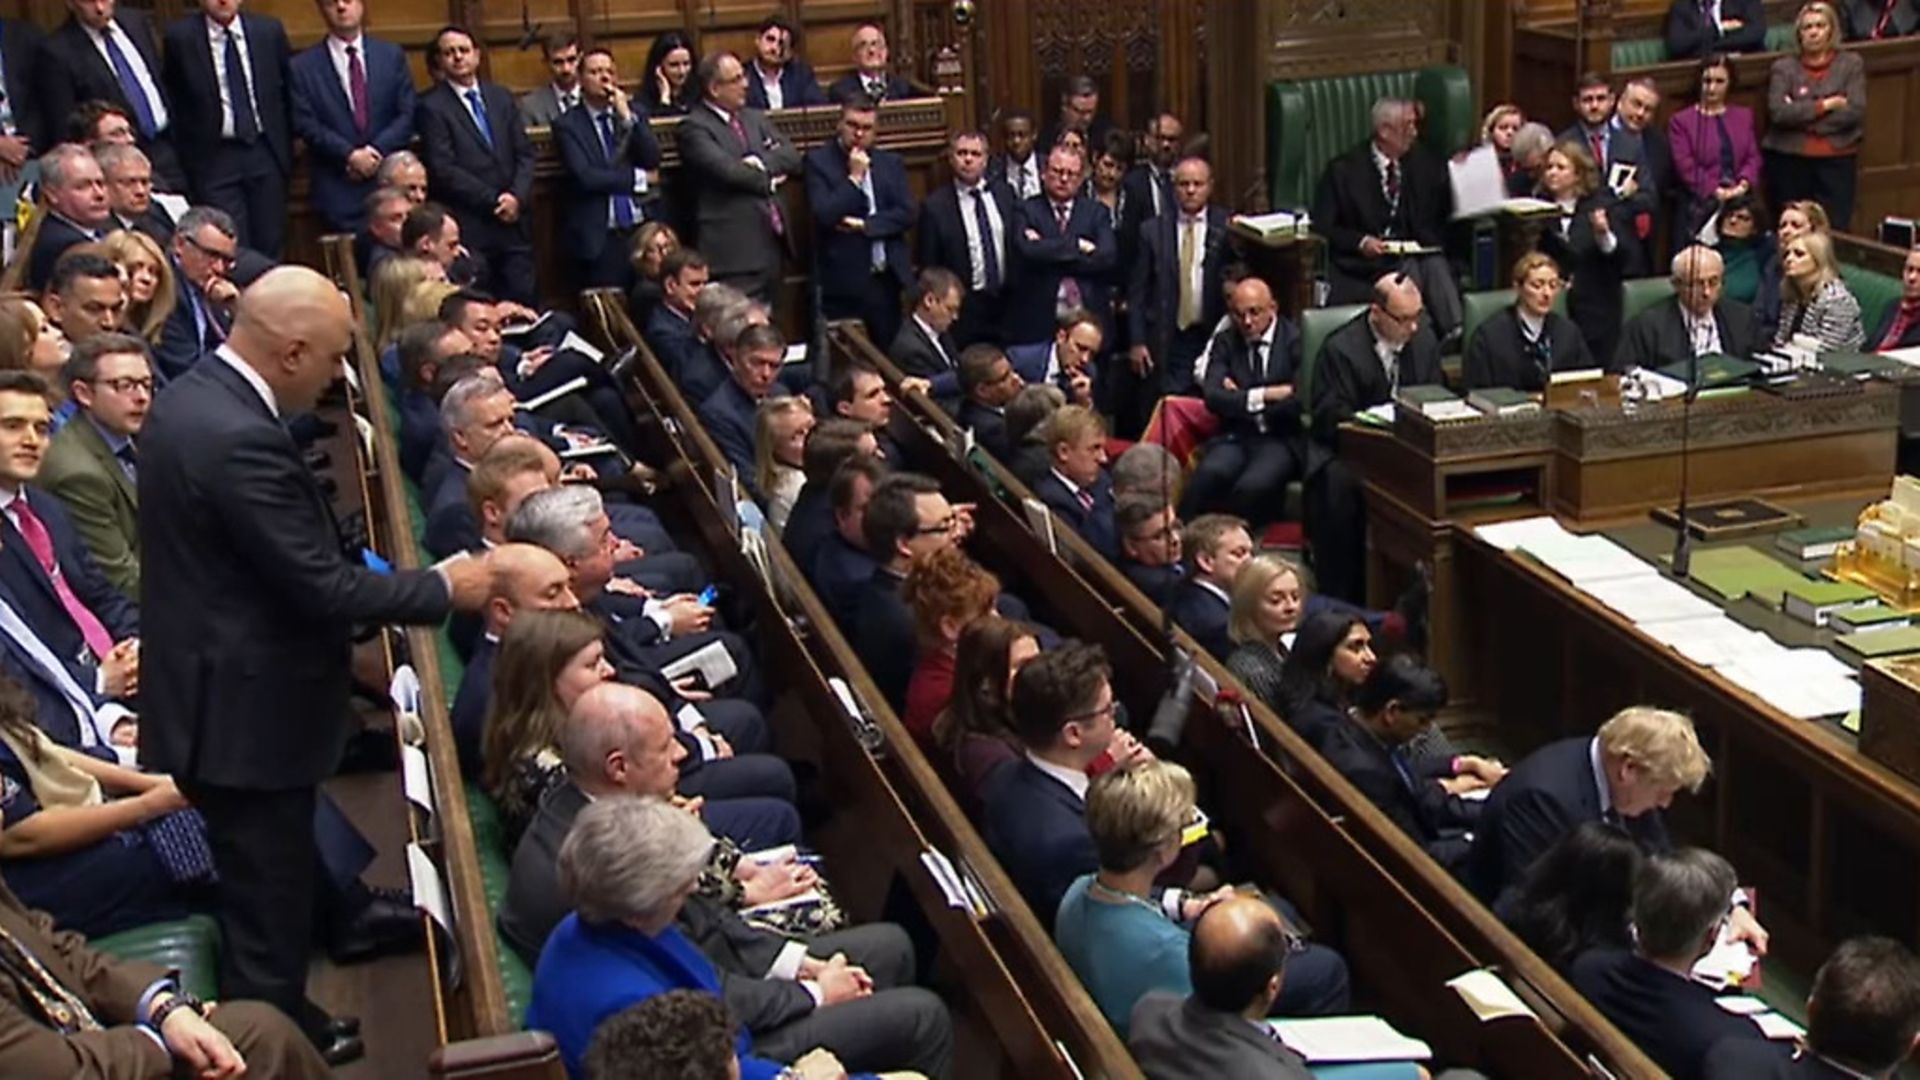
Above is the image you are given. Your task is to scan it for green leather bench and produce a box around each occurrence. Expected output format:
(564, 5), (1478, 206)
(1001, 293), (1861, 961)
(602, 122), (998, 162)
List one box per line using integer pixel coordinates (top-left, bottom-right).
(1842, 263), (1903, 340)
(1612, 23), (1798, 68)
(94, 915), (222, 1002)
(1265, 65), (1475, 212)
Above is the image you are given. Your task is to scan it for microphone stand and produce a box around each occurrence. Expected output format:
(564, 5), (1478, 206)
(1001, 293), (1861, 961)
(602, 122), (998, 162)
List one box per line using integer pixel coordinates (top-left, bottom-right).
(1672, 346), (1699, 579)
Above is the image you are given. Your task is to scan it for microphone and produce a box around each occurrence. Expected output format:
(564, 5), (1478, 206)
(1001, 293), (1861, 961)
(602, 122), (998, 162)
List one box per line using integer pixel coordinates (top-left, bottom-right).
(1670, 242), (1705, 580)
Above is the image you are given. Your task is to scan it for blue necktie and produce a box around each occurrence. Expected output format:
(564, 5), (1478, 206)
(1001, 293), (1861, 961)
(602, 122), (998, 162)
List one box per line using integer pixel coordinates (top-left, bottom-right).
(1389, 747), (1417, 792)
(101, 28), (158, 138)
(599, 112), (637, 229)
(970, 187), (1001, 290)
(222, 27), (257, 143)
(466, 87), (494, 149)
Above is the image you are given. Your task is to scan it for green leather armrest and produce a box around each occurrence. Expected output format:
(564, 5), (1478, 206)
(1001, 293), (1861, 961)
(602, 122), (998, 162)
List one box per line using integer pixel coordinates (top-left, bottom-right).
(93, 915), (222, 1003)
(1840, 264), (1902, 340)
(1764, 23), (1797, 51)
(1266, 80), (1311, 211)
(1612, 37), (1670, 69)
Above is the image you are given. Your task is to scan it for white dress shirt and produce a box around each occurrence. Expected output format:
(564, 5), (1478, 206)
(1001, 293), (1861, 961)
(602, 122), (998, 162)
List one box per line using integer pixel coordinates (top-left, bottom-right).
(1004, 155), (1039, 200)
(324, 32), (366, 107)
(911, 314), (952, 368)
(1682, 306), (1723, 357)
(206, 17), (261, 141)
(754, 62), (785, 110)
(1026, 750), (1090, 801)
(1241, 316), (1283, 425)
(956, 182), (1006, 292)
(85, 21), (169, 132)
(216, 344), (278, 417)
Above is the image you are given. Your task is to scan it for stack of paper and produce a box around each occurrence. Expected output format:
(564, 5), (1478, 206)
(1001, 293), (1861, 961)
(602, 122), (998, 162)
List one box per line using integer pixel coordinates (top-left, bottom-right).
(1358, 403), (1396, 426)
(1640, 615), (1773, 668)
(1692, 926), (1758, 990)
(1583, 576), (1722, 625)
(1267, 1016), (1433, 1063)
(1475, 516), (1575, 552)
(1717, 647), (1860, 719)
(1526, 534), (1657, 587)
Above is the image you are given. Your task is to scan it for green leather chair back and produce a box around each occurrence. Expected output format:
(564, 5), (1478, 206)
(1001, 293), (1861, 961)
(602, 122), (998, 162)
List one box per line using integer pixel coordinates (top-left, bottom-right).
(1765, 23), (1798, 51)
(1622, 276), (1677, 325)
(1612, 38), (1669, 68)
(95, 915), (223, 1002)
(465, 783), (534, 1027)
(1299, 304), (1369, 406)
(1460, 288), (1569, 357)
(1265, 65), (1474, 211)
(1841, 263), (1903, 340)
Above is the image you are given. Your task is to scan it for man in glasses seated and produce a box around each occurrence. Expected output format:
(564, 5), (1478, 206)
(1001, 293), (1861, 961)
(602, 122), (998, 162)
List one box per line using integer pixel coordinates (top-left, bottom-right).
(154, 206), (241, 382)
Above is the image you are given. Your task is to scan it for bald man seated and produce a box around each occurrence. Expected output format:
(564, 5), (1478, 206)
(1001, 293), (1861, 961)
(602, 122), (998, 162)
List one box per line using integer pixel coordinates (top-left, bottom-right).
(1615, 246), (1761, 373)
(1186, 278), (1305, 527)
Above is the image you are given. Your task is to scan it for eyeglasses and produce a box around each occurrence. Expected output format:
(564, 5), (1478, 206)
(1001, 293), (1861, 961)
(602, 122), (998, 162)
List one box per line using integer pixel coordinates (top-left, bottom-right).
(1129, 524), (1177, 544)
(94, 376), (154, 395)
(182, 233), (237, 267)
(912, 516), (957, 537)
(1065, 699), (1117, 724)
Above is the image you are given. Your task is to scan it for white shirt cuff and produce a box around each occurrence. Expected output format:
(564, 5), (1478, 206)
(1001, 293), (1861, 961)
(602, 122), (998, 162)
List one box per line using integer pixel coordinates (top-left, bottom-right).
(1245, 389), (1266, 414)
(691, 729), (718, 761)
(768, 941), (808, 981)
(642, 603), (673, 640)
(632, 169), (650, 195)
(1161, 889), (1186, 921)
(1597, 228), (1619, 254)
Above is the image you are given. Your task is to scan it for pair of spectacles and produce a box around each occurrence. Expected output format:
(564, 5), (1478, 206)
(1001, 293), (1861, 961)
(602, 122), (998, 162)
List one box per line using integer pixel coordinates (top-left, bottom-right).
(94, 376), (154, 395)
(182, 233), (237, 267)
(1064, 699), (1116, 724)
(913, 517), (957, 537)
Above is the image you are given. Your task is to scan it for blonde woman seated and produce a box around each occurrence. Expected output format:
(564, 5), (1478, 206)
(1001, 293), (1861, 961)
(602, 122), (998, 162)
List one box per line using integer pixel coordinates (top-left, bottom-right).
(371, 254), (447, 355)
(98, 229), (175, 346)
(756, 394), (814, 532)
(1463, 253), (1593, 391)
(627, 220), (681, 328)
(0, 297), (69, 386)
(1223, 555), (1410, 714)
(1774, 229), (1864, 352)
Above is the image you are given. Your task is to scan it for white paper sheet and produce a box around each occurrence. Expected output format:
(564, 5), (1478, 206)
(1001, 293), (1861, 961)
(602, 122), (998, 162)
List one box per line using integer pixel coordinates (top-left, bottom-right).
(1691, 926), (1757, 989)
(400, 743), (433, 814)
(1474, 516), (1575, 552)
(1267, 1017), (1433, 1063)
(1446, 969), (1538, 1022)
(1751, 1012), (1806, 1040)
(1582, 577), (1722, 625)
(406, 843), (451, 936)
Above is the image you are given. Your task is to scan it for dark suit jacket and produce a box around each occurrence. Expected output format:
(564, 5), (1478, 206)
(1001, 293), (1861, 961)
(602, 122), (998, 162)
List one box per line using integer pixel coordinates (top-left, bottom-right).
(113, 205), (175, 247)
(416, 80), (535, 249)
(449, 634), (494, 777)
(139, 356), (449, 789)
(552, 103), (662, 261)
(988, 153), (1044, 202)
(1571, 948), (1766, 1080)
(804, 140), (915, 301)
(423, 462), (482, 561)
(826, 71), (912, 104)
(1316, 716), (1474, 873)
(1616, 298), (1762, 374)
(853, 566), (916, 709)
(26, 214), (100, 294)
(1703, 1041), (1846, 1080)
(1538, 193), (1637, 369)
(956, 401), (1010, 460)
(1129, 205), (1232, 358)
(1871, 304), (1920, 351)
(289, 34), (417, 231)
(888, 317), (961, 400)
(1120, 558), (1182, 608)
(1129, 992), (1314, 1080)
(1469, 736), (1671, 913)
(0, 582), (113, 751)
(161, 11), (293, 181)
(809, 533), (877, 630)
(498, 779), (819, 1033)
(154, 270), (228, 383)
(980, 758), (1095, 929)
(0, 488), (137, 668)
(694, 379), (761, 490)
(1202, 320), (1306, 440)
(1168, 579), (1232, 660)
(1011, 193), (1117, 341)
(1463, 307), (1597, 391)
(1121, 163), (1175, 230)
(1, 18), (50, 154)
(1843, 0), (1920, 37)
(917, 178), (1019, 301)
(644, 304), (703, 384)
(37, 11), (183, 189)
(1034, 469), (1117, 559)
(744, 59), (826, 111)
(1309, 314), (1446, 452)
(781, 484), (833, 578)
(1311, 140), (1448, 291)
(677, 102), (801, 281)
(38, 416), (140, 597)
(1667, 0), (1768, 57)
(1007, 341), (1077, 398)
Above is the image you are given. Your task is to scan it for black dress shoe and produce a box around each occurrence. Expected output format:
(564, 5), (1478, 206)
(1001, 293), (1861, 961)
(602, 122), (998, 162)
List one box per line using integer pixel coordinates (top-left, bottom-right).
(326, 1015), (362, 1038)
(314, 1030), (365, 1066)
(327, 891), (424, 965)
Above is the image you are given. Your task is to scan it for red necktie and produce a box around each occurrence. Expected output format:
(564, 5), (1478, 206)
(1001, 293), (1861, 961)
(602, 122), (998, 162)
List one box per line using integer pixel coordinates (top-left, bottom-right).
(346, 43), (370, 136)
(730, 112), (784, 236)
(10, 497), (114, 660)
(1590, 131), (1606, 167)
(1385, 160), (1400, 203)
(1875, 0), (1898, 37)
(1076, 489), (1094, 512)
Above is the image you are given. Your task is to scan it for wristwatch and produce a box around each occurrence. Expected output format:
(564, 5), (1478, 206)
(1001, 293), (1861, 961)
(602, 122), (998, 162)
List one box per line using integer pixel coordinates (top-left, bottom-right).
(149, 991), (208, 1030)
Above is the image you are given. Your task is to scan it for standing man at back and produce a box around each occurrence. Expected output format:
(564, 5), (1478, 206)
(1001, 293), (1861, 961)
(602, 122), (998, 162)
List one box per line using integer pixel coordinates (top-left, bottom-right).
(37, 0), (184, 192)
(1129, 155), (1230, 406)
(163, 0), (293, 257)
(415, 25), (537, 304)
(552, 47), (660, 291)
(139, 266), (493, 1064)
(289, 0), (418, 235)
(806, 93), (914, 349)
(680, 51), (801, 308)
(917, 129), (1017, 347)
(517, 31), (583, 129)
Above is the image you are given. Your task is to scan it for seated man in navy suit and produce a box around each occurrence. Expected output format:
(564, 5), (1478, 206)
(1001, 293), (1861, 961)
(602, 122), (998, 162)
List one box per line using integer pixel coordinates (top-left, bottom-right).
(888, 267), (965, 407)
(1006, 306), (1099, 408)
(42, 251), (130, 348)
(826, 23), (912, 104)
(853, 471), (958, 710)
(698, 323), (787, 492)
(1116, 496), (1184, 608)
(743, 14), (826, 111)
(954, 343), (1023, 461)
(155, 206), (240, 381)
(394, 321), (476, 483)
(672, 282), (760, 409)
(1166, 514), (1251, 661)
(784, 418), (881, 579)
(825, 358), (912, 464)
(1704, 935), (1920, 1080)
(1187, 278), (1304, 527)
(440, 288), (641, 454)
(27, 144), (114, 294)
(805, 94), (914, 348)
(551, 47), (661, 290)
(1032, 405), (1117, 559)
(1010, 145), (1116, 343)
(642, 248), (710, 384)
(1473, 707), (1732, 927)
(0, 372), (139, 691)
(807, 455), (887, 630)
(288, 0), (418, 235)
(1571, 848), (1769, 1080)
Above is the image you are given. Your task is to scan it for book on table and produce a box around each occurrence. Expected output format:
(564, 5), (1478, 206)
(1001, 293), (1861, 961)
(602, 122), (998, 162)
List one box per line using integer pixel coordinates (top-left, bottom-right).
(1829, 603), (1914, 634)
(1837, 626), (1920, 659)
(1775, 525), (1856, 561)
(1467, 387), (1541, 416)
(1781, 578), (1878, 627)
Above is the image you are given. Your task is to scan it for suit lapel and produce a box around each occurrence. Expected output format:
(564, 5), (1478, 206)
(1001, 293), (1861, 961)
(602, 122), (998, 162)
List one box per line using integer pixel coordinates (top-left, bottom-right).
(0, 510), (60, 610)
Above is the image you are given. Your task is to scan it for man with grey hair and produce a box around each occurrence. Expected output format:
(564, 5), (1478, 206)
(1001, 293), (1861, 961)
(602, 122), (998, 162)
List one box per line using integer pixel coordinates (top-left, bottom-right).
(1311, 98), (1461, 340)
(1572, 848), (1768, 1077)
(27, 143), (112, 291)
(699, 322), (788, 487)
(1508, 121), (1556, 194)
(96, 141), (172, 242)
(515, 693), (954, 1079)
(1111, 442), (1184, 503)
(375, 147), (428, 206)
(155, 204), (241, 379)
(1616, 244), (1760, 371)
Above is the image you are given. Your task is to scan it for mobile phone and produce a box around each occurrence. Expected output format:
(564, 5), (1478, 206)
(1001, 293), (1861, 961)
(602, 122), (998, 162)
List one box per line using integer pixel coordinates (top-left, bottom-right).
(697, 584), (719, 606)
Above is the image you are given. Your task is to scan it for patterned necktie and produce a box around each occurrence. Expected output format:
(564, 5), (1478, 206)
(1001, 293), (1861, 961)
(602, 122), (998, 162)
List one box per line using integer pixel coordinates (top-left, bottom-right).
(101, 27), (158, 138)
(729, 112), (784, 235)
(345, 43), (370, 135)
(1178, 217), (1201, 328)
(223, 27), (258, 142)
(599, 112), (637, 229)
(1054, 203), (1082, 310)
(1076, 488), (1094, 512)
(970, 188), (1001, 290)
(0, 923), (103, 1034)
(115, 442), (137, 484)
(1590, 130), (1607, 168)
(1875, 0), (1898, 37)
(9, 496), (115, 660)
(466, 87), (494, 149)
(1385, 159), (1400, 204)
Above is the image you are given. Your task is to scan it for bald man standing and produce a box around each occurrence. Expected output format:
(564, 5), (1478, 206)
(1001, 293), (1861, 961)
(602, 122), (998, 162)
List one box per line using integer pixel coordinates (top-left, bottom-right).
(139, 266), (492, 1064)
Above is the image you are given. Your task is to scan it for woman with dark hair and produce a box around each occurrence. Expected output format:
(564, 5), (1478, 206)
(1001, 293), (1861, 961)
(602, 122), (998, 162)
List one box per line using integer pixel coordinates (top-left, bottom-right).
(1275, 610), (1375, 746)
(1505, 822), (1645, 972)
(481, 609), (609, 845)
(1669, 53), (1761, 239)
(642, 30), (699, 116)
(1710, 192), (1773, 308)
(1318, 655), (1482, 876)
(933, 617), (1041, 818)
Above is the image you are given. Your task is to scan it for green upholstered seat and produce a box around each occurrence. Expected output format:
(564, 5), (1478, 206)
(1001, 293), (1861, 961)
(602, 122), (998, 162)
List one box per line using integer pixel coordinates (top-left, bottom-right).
(1299, 304), (1369, 407)
(1612, 37), (1669, 68)
(94, 915), (222, 1002)
(1459, 288), (1569, 359)
(1622, 277), (1677, 325)
(463, 784), (532, 1028)
(1841, 263), (1903, 341)
(1765, 23), (1797, 51)
(1264, 65), (1474, 212)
